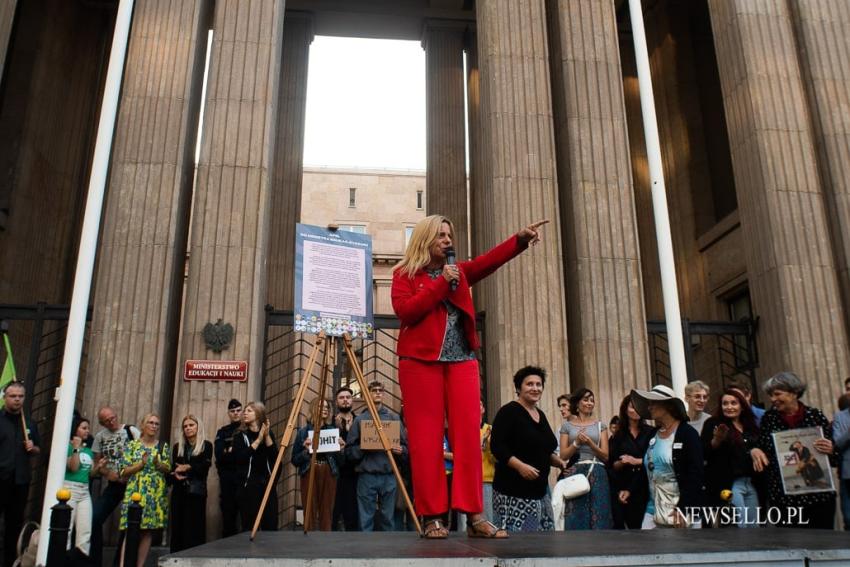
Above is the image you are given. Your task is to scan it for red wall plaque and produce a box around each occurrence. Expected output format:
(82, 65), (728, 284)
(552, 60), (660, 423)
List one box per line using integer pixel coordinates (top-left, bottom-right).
(184, 360), (248, 382)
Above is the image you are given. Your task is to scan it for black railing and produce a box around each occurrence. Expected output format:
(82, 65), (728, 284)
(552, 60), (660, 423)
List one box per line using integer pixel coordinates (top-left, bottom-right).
(647, 317), (759, 397)
(0, 303), (93, 517)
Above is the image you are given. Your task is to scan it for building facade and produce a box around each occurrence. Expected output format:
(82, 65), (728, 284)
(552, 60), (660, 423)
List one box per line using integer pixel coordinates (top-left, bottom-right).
(1, 0), (849, 532)
(299, 166), (427, 314)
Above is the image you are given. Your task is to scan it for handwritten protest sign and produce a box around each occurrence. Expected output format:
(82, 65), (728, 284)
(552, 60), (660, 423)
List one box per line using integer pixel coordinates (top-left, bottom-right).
(360, 420), (400, 450)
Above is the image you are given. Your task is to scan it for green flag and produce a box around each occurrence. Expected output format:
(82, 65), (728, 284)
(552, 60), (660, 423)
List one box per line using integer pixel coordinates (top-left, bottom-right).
(0, 333), (16, 409)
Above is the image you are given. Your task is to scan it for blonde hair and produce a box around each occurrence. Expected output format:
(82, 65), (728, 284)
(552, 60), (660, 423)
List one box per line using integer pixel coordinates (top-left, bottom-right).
(309, 398), (332, 426)
(139, 413), (160, 437)
(239, 401), (268, 432)
(685, 380), (710, 397)
(394, 215), (454, 278)
(180, 414), (207, 457)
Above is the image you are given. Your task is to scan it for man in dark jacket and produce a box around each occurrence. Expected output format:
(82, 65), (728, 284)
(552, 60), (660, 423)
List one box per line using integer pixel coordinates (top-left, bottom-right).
(345, 381), (407, 532)
(332, 387), (359, 531)
(0, 382), (40, 567)
(214, 398), (243, 537)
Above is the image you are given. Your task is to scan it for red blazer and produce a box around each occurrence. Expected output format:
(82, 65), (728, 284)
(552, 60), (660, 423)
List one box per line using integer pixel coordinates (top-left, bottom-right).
(391, 235), (528, 361)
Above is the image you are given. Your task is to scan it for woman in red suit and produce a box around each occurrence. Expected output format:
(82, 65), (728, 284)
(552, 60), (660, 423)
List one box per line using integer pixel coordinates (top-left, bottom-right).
(391, 215), (547, 539)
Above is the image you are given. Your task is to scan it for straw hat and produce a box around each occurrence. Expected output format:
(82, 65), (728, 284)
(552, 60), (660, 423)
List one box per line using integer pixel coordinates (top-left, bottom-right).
(630, 384), (689, 422)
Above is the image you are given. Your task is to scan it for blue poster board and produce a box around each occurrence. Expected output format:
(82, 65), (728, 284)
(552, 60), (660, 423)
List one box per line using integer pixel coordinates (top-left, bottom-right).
(294, 223), (374, 339)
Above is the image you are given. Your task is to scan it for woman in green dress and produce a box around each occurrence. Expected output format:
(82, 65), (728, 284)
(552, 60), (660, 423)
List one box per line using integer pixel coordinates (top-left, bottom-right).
(119, 413), (171, 567)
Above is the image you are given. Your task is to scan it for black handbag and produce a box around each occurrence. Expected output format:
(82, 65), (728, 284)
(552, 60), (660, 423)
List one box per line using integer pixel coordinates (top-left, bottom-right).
(187, 477), (207, 497)
(179, 442), (207, 497)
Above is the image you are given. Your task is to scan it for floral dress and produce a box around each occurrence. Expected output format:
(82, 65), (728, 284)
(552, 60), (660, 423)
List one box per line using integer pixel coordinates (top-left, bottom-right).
(120, 440), (171, 530)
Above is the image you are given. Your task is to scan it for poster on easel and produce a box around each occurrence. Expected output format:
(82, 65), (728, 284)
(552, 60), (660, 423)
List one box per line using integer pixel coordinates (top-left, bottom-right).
(294, 223), (374, 339)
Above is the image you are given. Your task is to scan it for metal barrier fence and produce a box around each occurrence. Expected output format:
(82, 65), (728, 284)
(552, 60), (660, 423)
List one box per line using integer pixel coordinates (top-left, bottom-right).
(0, 303), (92, 517)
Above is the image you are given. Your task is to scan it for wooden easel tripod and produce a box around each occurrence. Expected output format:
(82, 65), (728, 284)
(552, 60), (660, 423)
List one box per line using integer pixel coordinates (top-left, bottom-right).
(250, 331), (422, 538)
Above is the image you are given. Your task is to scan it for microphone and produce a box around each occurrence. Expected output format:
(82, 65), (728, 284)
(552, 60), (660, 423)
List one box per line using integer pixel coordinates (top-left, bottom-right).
(445, 247), (458, 291)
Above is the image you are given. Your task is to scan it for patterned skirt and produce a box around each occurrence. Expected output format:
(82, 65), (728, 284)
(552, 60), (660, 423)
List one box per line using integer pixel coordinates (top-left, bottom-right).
(562, 461), (613, 530)
(493, 490), (554, 532)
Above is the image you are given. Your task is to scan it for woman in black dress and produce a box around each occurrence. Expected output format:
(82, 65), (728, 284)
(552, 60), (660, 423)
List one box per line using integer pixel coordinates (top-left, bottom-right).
(608, 395), (654, 529)
(491, 366), (567, 532)
(169, 414), (213, 552)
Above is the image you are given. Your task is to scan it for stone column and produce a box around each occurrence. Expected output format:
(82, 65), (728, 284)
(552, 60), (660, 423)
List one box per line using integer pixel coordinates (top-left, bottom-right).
(547, 0), (650, 419)
(423, 19), (468, 260)
(790, 0), (850, 345)
(474, 0), (570, 419)
(0, 0), (15, 87)
(267, 11), (312, 310)
(465, 31), (484, 260)
(174, 0), (286, 415)
(709, 0), (850, 410)
(86, 0), (211, 424)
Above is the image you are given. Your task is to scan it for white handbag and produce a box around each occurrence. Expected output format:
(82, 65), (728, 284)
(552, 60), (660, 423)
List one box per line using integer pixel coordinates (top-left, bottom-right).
(552, 461), (596, 530)
(552, 422), (601, 530)
(559, 462), (594, 499)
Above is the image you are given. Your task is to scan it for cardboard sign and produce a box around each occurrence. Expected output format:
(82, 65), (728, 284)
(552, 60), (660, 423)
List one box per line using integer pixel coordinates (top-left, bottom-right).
(306, 428), (341, 453)
(360, 420), (400, 450)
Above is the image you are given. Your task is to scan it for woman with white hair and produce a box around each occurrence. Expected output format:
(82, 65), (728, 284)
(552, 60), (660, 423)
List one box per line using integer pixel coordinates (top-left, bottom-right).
(169, 414), (213, 552)
(750, 371), (836, 528)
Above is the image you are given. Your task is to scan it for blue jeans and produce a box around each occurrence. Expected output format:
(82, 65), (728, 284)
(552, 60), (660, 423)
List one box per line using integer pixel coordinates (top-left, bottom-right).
(357, 473), (396, 532)
(840, 478), (850, 530)
(731, 477), (759, 528)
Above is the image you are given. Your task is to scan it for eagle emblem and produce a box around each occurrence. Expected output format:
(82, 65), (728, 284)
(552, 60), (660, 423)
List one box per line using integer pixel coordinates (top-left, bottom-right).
(202, 319), (234, 352)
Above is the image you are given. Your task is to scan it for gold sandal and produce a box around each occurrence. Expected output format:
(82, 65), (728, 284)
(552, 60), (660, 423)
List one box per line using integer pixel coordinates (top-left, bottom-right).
(422, 518), (448, 539)
(466, 518), (508, 539)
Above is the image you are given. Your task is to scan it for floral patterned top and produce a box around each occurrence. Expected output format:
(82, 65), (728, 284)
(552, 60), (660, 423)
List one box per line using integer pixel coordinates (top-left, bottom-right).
(427, 269), (475, 362)
(119, 439), (171, 530)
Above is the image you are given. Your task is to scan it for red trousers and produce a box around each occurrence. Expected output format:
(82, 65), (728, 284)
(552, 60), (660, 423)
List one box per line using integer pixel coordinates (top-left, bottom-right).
(399, 358), (483, 516)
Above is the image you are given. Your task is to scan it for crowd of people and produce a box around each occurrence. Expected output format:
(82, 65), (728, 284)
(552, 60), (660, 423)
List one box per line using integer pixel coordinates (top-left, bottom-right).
(487, 371), (849, 533)
(0, 369), (848, 566)
(0, 378), (416, 567)
(0, 211), (848, 565)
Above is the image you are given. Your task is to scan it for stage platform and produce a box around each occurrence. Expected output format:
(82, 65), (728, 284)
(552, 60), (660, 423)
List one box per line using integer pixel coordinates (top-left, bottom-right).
(159, 529), (850, 567)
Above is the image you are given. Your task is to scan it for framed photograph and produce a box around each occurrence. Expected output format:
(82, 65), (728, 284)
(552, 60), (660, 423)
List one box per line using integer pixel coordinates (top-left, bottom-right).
(772, 427), (835, 496)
